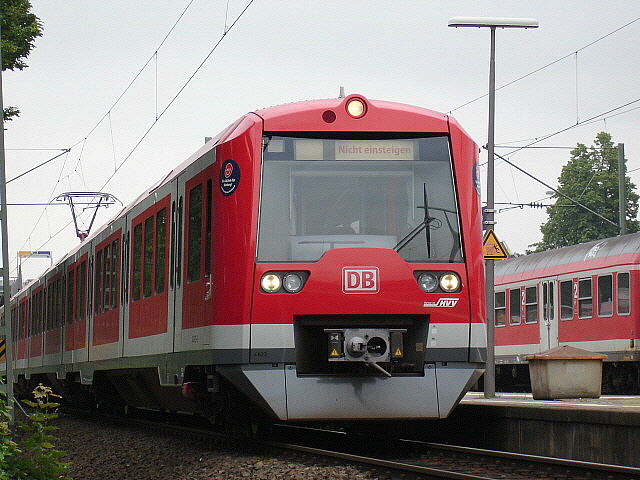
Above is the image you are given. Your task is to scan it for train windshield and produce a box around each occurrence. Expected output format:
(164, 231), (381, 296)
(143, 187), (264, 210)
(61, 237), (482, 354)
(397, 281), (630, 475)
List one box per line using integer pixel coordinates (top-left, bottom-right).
(257, 135), (463, 263)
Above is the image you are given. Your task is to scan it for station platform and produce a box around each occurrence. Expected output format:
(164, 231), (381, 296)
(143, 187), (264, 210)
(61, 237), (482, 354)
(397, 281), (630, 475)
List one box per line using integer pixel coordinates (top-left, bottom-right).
(462, 391), (640, 412)
(422, 392), (640, 467)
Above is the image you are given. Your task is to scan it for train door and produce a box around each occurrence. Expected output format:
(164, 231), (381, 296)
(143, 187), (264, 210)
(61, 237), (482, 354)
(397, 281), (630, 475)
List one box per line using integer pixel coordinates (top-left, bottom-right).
(174, 151), (215, 351)
(90, 224), (125, 361)
(124, 189), (173, 357)
(540, 278), (559, 351)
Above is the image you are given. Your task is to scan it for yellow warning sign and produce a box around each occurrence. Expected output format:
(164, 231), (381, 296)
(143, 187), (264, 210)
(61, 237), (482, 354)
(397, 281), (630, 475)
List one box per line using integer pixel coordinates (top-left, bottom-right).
(329, 349), (340, 357)
(393, 348), (403, 357)
(0, 338), (5, 362)
(482, 229), (508, 259)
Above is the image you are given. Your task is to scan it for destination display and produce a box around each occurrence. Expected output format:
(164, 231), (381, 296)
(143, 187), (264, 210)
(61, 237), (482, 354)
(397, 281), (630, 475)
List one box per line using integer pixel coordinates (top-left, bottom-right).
(335, 140), (415, 160)
(292, 139), (416, 161)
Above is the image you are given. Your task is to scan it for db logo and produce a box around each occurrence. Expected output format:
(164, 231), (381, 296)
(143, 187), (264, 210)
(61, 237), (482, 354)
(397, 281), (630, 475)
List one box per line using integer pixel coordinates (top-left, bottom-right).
(224, 163), (234, 178)
(342, 267), (379, 294)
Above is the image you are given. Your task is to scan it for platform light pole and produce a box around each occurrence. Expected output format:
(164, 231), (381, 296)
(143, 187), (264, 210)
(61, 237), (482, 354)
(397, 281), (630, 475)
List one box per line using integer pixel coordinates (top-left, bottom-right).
(448, 17), (538, 397)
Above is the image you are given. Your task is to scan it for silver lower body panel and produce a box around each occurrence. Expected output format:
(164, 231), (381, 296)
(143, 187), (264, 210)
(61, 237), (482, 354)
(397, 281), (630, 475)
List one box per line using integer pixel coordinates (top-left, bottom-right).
(217, 363), (483, 421)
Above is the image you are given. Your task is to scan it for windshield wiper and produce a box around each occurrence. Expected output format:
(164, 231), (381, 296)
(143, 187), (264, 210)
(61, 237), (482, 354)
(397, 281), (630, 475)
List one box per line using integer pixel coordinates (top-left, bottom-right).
(393, 183), (436, 256)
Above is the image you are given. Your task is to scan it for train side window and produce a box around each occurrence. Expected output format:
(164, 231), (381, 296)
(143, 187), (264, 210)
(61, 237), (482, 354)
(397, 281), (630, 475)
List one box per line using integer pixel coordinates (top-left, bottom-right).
(560, 280), (573, 320)
(58, 277), (65, 328)
(177, 196), (183, 287)
(67, 270), (74, 325)
(111, 239), (119, 309)
(204, 179), (212, 277)
(74, 266), (81, 322)
(525, 286), (538, 323)
(155, 208), (167, 294)
(494, 291), (506, 326)
(80, 261), (87, 321)
(95, 250), (103, 314)
(509, 288), (521, 325)
(104, 244), (111, 311)
(617, 272), (630, 315)
(132, 223), (143, 301)
(597, 275), (613, 317)
(187, 184), (203, 283)
(578, 278), (592, 319)
(143, 215), (155, 298)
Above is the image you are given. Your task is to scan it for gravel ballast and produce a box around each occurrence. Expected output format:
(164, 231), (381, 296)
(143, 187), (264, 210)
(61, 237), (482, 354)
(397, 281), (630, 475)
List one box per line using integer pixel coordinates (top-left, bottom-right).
(52, 416), (398, 480)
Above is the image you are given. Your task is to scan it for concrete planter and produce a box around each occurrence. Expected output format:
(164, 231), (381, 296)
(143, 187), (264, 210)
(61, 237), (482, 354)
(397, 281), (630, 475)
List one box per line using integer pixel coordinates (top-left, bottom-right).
(524, 345), (607, 400)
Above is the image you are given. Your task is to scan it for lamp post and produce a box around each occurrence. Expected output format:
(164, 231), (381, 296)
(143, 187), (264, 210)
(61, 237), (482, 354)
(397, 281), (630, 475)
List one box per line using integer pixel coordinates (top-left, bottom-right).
(448, 17), (538, 397)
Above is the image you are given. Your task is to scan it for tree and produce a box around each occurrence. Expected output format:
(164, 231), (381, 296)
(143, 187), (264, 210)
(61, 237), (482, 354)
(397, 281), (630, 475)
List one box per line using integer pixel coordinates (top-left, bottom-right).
(1, 0), (43, 122)
(532, 132), (639, 251)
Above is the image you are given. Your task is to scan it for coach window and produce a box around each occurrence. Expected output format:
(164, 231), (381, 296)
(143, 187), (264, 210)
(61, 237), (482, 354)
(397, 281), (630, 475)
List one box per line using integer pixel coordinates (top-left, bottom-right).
(598, 275), (613, 317)
(187, 184), (203, 283)
(578, 278), (592, 319)
(495, 291), (506, 326)
(525, 286), (538, 323)
(111, 239), (119, 309)
(560, 280), (573, 320)
(509, 288), (521, 325)
(617, 272), (630, 315)
(132, 224), (143, 301)
(155, 209), (167, 294)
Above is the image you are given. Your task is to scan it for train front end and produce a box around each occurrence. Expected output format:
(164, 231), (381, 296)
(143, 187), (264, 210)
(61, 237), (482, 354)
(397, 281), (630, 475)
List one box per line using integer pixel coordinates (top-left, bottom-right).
(219, 95), (485, 420)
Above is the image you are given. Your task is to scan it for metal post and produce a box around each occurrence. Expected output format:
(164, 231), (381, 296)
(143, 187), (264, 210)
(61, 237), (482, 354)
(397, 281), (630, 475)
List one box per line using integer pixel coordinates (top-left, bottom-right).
(0, 22), (15, 423)
(484, 26), (497, 398)
(618, 143), (626, 235)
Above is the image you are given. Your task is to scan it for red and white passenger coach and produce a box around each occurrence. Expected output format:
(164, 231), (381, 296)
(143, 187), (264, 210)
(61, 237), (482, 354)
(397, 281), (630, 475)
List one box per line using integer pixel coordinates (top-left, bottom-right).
(494, 233), (640, 393)
(1, 95), (485, 421)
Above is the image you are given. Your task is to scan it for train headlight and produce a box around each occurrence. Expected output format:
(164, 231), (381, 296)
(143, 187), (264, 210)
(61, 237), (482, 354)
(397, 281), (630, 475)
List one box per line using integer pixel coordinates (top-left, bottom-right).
(283, 273), (303, 293)
(417, 273), (439, 293)
(346, 98), (367, 118)
(440, 273), (460, 292)
(261, 273), (281, 293)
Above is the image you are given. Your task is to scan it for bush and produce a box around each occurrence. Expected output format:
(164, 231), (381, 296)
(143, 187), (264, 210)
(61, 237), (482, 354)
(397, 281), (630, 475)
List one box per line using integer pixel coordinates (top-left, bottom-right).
(0, 384), (71, 479)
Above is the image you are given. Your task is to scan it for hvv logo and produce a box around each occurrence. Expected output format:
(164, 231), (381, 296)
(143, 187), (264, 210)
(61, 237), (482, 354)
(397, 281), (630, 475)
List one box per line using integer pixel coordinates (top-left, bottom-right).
(342, 267), (379, 294)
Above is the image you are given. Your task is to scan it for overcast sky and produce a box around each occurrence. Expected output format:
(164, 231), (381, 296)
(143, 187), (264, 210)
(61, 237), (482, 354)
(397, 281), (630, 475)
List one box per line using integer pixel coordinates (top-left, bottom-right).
(4, 1), (640, 280)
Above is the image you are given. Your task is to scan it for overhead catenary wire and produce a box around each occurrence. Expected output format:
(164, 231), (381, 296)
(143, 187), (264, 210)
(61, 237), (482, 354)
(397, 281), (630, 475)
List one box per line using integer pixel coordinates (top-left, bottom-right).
(9, 0), (199, 272)
(448, 16), (640, 114)
(492, 150), (618, 227)
(10, 0), (257, 273)
(97, 0), (256, 193)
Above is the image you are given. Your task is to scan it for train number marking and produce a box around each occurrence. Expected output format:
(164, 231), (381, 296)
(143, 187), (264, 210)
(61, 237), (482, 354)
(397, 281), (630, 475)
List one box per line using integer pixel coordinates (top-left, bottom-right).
(342, 267), (379, 294)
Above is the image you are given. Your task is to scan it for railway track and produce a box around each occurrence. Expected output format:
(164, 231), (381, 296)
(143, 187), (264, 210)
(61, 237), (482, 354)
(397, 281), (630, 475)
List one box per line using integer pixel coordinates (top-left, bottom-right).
(270, 424), (640, 480)
(63, 410), (640, 480)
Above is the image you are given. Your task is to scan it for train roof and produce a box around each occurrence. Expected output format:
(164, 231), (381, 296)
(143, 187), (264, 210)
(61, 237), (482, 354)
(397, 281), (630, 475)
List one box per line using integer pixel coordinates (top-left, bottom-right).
(495, 232), (640, 284)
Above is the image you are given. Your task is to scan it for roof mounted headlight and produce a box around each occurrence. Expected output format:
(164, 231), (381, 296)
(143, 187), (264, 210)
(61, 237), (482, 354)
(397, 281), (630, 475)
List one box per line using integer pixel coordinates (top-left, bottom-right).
(346, 98), (367, 118)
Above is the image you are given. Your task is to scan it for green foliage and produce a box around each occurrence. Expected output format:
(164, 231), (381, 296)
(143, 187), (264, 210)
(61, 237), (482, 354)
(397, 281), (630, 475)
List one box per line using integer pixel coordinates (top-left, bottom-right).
(0, 385), (71, 480)
(1, 0), (43, 122)
(532, 132), (639, 251)
(1, 0), (43, 72)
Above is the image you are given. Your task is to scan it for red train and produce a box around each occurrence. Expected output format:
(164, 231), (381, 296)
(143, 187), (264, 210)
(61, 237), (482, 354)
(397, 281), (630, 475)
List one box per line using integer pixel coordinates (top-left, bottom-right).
(2, 95), (485, 422)
(494, 233), (640, 393)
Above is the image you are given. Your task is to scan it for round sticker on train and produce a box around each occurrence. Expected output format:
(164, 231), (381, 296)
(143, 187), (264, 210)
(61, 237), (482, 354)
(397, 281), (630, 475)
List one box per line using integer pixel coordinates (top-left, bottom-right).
(220, 159), (240, 196)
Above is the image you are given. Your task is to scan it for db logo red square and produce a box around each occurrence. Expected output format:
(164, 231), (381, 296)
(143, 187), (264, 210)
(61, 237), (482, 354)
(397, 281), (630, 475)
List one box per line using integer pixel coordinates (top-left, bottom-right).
(342, 267), (379, 294)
